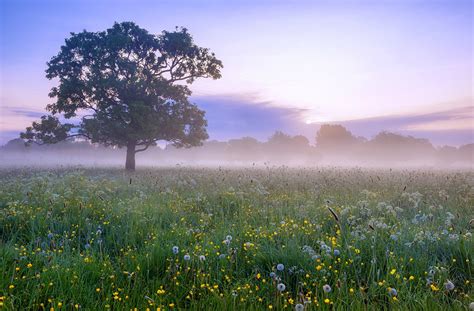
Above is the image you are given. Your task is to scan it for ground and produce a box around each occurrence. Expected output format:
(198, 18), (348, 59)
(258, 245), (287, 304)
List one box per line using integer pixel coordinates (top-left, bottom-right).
(0, 167), (473, 310)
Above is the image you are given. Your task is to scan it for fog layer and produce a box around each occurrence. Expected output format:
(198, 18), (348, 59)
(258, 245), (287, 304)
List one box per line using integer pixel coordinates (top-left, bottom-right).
(1, 125), (472, 168)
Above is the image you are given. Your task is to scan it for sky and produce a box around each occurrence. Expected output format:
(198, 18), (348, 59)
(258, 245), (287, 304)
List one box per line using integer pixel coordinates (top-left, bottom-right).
(0, 0), (472, 146)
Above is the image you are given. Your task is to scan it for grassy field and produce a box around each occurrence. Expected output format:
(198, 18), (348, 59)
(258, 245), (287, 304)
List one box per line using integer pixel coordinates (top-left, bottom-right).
(0, 167), (473, 310)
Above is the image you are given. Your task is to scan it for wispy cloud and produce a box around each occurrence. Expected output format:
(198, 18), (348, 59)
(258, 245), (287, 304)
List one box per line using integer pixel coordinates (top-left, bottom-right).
(193, 93), (309, 141)
(5, 107), (45, 119)
(300, 103), (474, 146)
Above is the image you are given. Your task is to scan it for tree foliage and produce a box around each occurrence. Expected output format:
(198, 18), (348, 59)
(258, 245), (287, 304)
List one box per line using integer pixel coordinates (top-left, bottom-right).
(21, 22), (223, 168)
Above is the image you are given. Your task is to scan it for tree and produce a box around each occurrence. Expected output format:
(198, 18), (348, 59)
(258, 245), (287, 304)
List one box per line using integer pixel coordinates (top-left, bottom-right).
(21, 22), (223, 170)
(315, 124), (359, 150)
(367, 131), (435, 161)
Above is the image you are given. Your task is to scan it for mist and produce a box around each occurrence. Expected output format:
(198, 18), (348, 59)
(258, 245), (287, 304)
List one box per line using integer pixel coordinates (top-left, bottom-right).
(1, 125), (472, 169)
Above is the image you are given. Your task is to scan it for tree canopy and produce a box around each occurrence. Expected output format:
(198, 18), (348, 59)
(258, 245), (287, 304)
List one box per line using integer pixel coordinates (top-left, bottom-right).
(21, 22), (223, 169)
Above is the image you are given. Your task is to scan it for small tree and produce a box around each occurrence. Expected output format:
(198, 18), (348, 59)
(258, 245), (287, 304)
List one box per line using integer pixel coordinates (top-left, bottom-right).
(21, 22), (223, 170)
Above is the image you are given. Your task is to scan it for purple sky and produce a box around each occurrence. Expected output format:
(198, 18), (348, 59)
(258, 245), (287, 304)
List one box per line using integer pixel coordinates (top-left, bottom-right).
(0, 0), (472, 146)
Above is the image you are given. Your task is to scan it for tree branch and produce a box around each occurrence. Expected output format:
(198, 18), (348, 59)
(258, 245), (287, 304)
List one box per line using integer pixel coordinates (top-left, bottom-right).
(135, 141), (154, 153)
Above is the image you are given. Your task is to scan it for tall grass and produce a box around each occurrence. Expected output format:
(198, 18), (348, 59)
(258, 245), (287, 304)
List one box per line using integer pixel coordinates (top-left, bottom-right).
(0, 167), (472, 310)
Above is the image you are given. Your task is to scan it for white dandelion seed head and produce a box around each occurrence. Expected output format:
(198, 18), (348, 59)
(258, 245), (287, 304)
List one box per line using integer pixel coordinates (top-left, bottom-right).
(444, 280), (455, 291)
(172, 246), (179, 255)
(323, 284), (332, 293)
(333, 249), (340, 256)
(199, 255), (206, 261)
(183, 254), (191, 261)
(226, 235), (233, 241)
(277, 263), (285, 271)
(295, 303), (304, 311)
(277, 283), (286, 292)
(389, 288), (398, 296)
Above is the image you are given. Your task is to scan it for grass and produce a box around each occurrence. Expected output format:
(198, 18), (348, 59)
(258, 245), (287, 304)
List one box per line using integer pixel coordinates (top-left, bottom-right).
(0, 167), (473, 310)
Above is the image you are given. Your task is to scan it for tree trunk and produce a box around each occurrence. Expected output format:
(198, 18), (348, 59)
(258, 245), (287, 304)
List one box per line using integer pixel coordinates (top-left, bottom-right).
(125, 142), (136, 170)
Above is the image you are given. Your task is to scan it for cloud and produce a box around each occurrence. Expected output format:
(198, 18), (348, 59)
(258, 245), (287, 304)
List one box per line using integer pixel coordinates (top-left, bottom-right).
(300, 104), (474, 146)
(192, 93), (309, 141)
(5, 107), (45, 119)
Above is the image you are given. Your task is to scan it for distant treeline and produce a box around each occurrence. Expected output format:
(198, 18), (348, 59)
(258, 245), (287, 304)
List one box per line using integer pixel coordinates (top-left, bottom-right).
(1, 124), (473, 167)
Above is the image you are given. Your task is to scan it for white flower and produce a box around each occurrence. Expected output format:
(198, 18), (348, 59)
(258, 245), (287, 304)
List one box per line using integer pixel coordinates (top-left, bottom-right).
(269, 272), (276, 278)
(469, 302), (474, 310)
(199, 255), (206, 261)
(172, 246), (179, 255)
(277, 263), (285, 271)
(226, 235), (233, 241)
(183, 254), (191, 261)
(295, 303), (304, 311)
(333, 249), (340, 256)
(444, 280), (455, 291)
(389, 288), (398, 297)
(323, 284), (331, 293)
(277, 283), (286, 292)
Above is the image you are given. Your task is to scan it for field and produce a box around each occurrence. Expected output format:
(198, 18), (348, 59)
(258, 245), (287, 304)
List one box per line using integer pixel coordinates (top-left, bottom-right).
(0, 167), (473, 310)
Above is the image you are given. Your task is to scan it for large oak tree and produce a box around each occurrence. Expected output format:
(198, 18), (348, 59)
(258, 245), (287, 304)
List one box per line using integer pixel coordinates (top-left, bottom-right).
(21, 22), (223, 170)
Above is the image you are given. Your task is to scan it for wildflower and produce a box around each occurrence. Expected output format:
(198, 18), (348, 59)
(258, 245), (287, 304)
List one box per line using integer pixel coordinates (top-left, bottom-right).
(27, 263), (32, 268)
(183, 254), (191, 261)
(277, 264), (285, 271)
(199, 255), (206, 261)
(409, 275), (415, 281)
(277, 283), (286, 292)
(47, 232), (54, 239)
(333, 249), (340, 256)
(430, 284), (440, 291)
(323, 284), (332, 293)
(469, 302), (474, 310)
(226, 235), (233, 241)
(172, 246), (179, 255)
(269, 272), (276, 279)
(444, 280), (455, 291)
(295, 303), (304, 311)
(9, 284), (14, 289)
(388, 288), (398, 297)
(324, 298), (330, 304)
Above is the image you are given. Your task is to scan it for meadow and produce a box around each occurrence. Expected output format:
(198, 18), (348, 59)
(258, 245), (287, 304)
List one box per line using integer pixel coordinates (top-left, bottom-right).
(0, 167), (472, 310)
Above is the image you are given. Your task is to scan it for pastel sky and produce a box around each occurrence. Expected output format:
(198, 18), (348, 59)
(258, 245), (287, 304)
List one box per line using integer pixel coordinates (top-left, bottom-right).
(0, 0), (472, 146)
